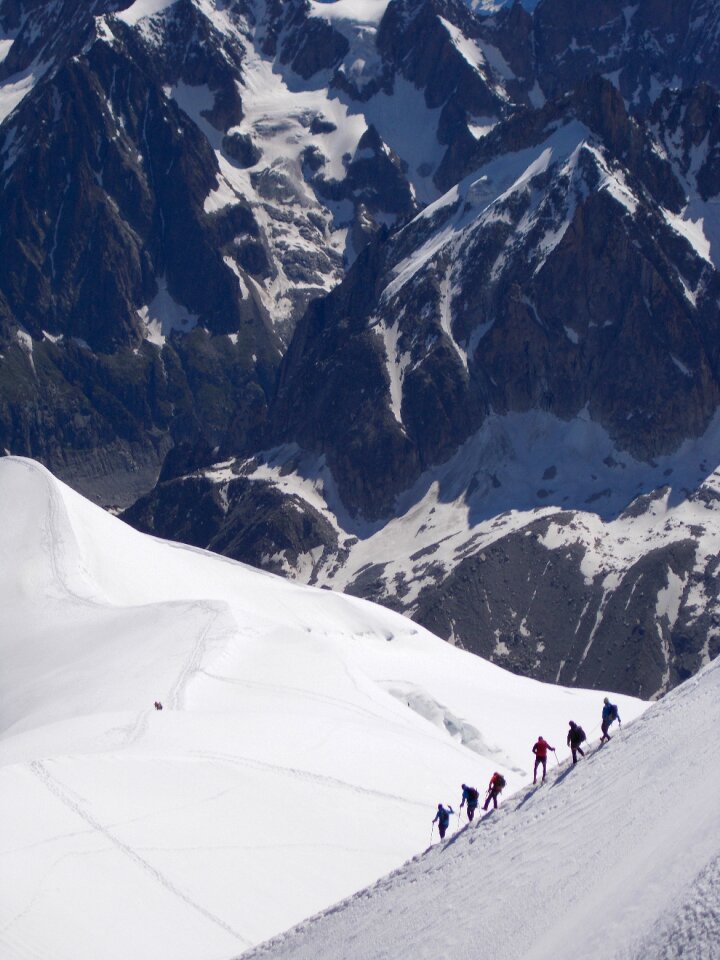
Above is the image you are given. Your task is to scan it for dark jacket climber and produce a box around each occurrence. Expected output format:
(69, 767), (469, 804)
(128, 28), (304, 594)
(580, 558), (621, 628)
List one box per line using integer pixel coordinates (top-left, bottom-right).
(567, 721), (586, 764)
(433, 803), (454, 839)
(460, 784), (480, 821)
(600, 698), (620, 743)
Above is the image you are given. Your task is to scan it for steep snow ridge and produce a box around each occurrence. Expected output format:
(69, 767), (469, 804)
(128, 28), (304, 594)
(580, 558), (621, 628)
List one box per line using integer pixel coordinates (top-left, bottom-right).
(439, 16), (512, 101)
(439, 16), (486, 74)
(529, 142), (638, 277)
(0, 457), (644, 959)
(244, 656), (720, 960)
(382, 119), (592, 301)
(662, 207), (714, 264)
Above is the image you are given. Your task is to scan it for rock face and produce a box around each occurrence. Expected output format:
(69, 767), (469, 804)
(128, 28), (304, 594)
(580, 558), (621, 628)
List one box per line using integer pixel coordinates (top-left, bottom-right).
(6, 0), (720, 693)
(2, 0), (510, 500)
(270, 79), (720, 520)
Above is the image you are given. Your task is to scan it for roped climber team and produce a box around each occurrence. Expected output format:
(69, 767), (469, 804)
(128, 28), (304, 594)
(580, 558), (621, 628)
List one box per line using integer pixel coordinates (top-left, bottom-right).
(431, 696), (623, 840)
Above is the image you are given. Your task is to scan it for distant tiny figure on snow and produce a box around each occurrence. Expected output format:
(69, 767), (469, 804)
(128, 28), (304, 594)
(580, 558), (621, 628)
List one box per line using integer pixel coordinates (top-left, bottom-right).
(154, 701), (163, 711)
(532, 736), (554, 784)
(483, 772), (506, 810)
(460, 783), (480, 821)
(600, 698), (620, 743)
(433, 803), (454, 839)
(567, 721), (586, 764)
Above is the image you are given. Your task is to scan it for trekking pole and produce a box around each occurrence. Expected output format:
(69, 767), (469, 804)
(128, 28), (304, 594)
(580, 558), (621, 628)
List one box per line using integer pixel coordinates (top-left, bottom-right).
(553, 749), (559, 767)
(430, 823), (434, 843)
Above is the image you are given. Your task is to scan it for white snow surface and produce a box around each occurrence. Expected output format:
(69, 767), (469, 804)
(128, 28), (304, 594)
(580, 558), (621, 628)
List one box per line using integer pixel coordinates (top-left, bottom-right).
(137, 277), (198, 346)
(116, 0), (180, 26)
(0, 64), (43, 125)
(0, 37), (13, 65)
(308, 0), (390, 26)
(245, 655), (720, 960)
(104, 0), (460, 327)
(0, 458), (645, 960)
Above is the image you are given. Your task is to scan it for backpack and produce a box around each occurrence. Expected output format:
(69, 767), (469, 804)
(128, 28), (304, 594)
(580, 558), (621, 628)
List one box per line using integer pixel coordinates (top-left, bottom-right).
(467, 787), (479, 804)
(576, 726), (586, 743)
(494, 774), (506, 791)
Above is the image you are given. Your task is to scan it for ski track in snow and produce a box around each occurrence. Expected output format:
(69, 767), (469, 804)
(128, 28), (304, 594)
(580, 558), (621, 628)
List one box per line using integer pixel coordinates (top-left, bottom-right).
(165, 600), (228, 711)
(187, 750), (427, 810)
(27, 759), (252, 948)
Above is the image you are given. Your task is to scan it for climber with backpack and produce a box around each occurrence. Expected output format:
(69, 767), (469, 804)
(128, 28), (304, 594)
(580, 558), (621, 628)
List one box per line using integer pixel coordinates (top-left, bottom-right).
(432, 803), (454, 839)
(532, 736), (554, 784)
(600, 698), (621, 743)
(567, 721), (586, 764)
(483, 772), (506, 810)
(460, 783), (480, 821)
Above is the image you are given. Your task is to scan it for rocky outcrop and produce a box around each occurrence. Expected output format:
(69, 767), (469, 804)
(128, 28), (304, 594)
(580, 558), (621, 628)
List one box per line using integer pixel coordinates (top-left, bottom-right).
(122, 467), (340, 580)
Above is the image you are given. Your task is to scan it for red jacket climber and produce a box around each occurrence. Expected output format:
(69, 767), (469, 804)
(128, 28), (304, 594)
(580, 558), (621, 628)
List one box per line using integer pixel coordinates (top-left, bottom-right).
(532, 736), (554, 784)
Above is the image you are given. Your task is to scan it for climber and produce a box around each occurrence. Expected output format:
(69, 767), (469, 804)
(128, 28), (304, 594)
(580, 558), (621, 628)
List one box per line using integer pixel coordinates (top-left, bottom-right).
(483, 772), (506, 810)
(532, 736), (554, 783)
(432, 803), (454, 839)
(567, 721), (586, 764)
(600, 698), (621, 743)
(460, 783), (480, 821)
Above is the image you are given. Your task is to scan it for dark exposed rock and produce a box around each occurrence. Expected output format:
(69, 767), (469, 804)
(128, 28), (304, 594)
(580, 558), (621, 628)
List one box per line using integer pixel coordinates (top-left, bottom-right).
(280, 13), (349, 80)
(222, 131), (262, 168)
(310, 116), (337, 135)
(414, 521), (710, 699)
(122, 471), (340, 580)
(0, 2), (283, 497)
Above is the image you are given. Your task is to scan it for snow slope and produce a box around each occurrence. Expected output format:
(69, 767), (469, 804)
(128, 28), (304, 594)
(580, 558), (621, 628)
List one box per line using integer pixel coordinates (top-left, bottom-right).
(0, 457), (644, 959)
(244, 654), (720, 960)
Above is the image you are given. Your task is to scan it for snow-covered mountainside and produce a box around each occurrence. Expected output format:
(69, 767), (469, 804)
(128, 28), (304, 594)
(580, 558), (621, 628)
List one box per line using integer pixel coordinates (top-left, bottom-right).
(124, 76), (720, 698)
(3, 0), (720, 503)
(0, 0), (520, 503)
(127, 410), (720, 699)
(5, 0), (720, 697)
(245, 653), (720, 960)
(0, 456), (645, 959)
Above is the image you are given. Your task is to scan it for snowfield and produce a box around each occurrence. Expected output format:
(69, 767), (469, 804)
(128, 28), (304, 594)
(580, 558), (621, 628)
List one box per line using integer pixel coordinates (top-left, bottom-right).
(0, 457), (644, 960)
(245, 655), (720, 960)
